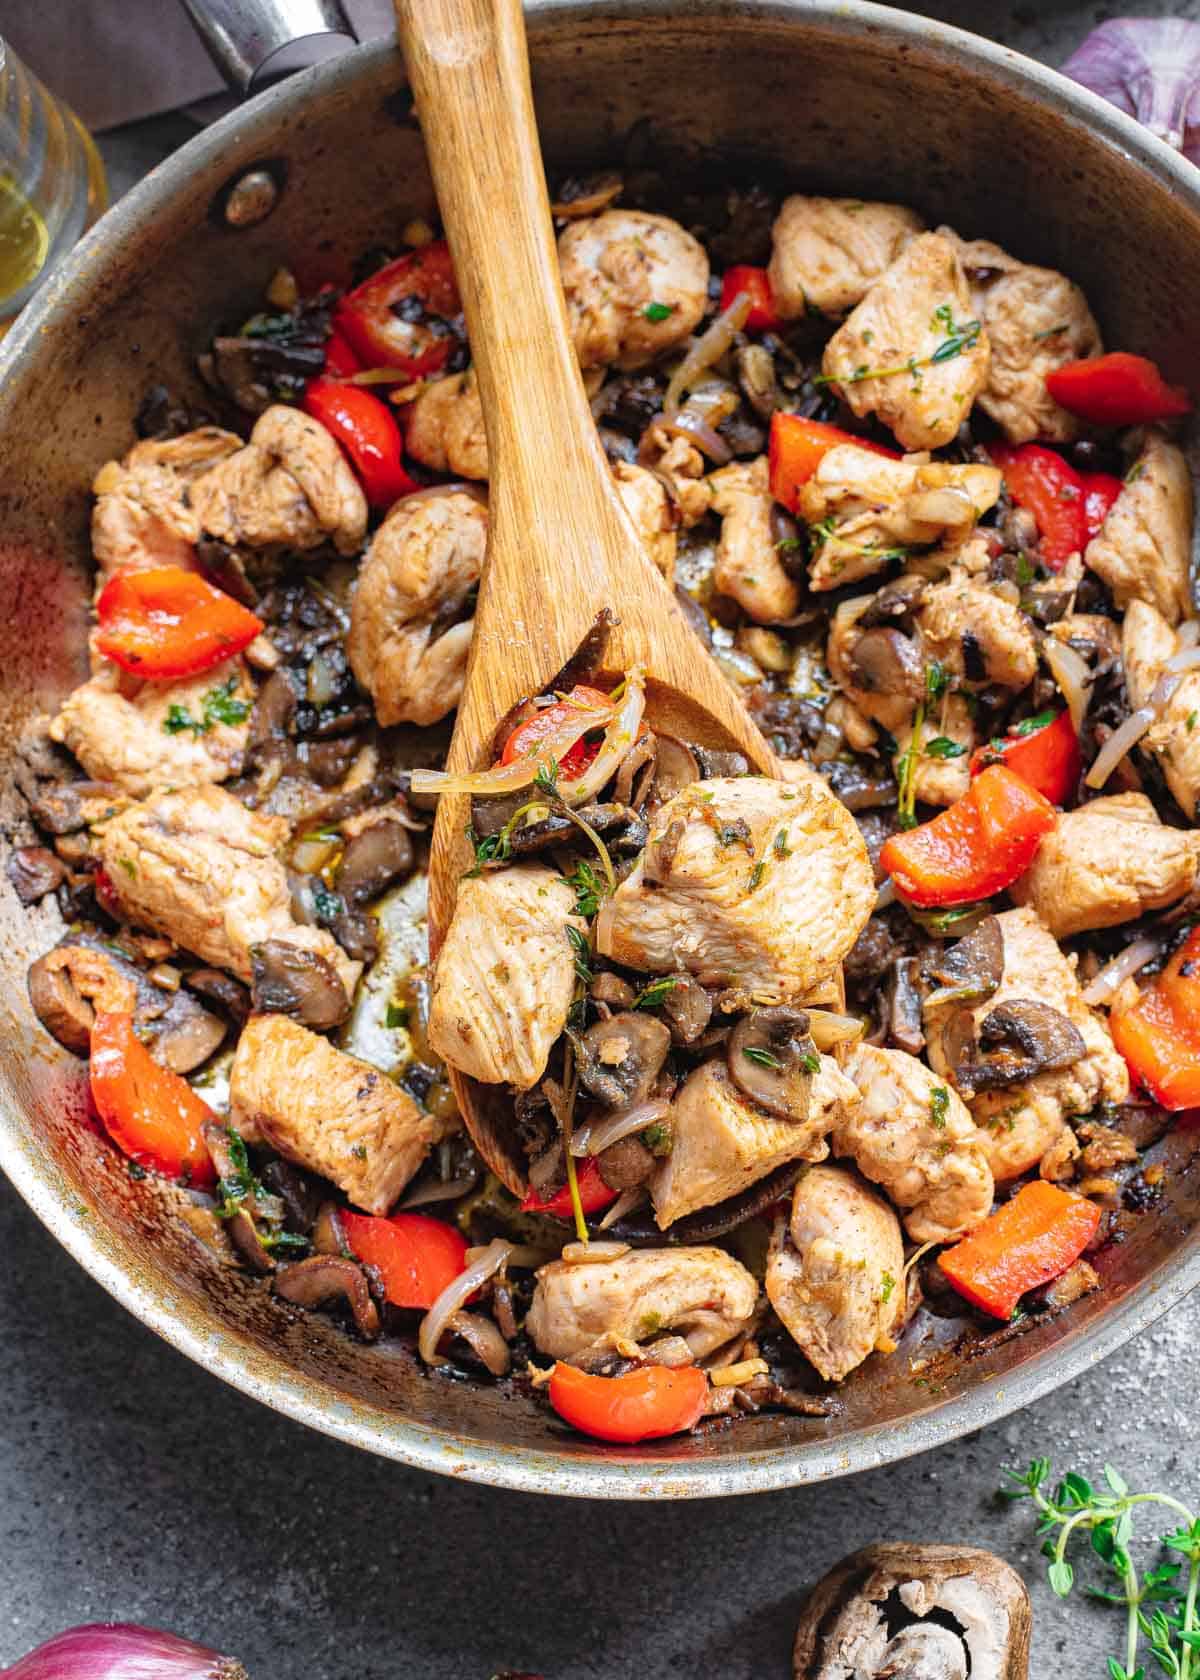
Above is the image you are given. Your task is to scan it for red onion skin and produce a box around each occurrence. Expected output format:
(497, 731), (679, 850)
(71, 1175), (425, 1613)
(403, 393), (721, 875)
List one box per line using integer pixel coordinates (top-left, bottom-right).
(0, 1624), (248, 1680)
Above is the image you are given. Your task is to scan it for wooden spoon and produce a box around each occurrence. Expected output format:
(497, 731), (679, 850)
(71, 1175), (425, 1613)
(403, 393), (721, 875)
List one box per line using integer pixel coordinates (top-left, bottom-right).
(394, 0), (780, 1191)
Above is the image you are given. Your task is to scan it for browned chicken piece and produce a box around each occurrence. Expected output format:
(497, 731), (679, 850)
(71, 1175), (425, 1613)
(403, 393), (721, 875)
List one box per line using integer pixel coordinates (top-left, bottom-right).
(904, 695), (977, 808)
(766, 1164), (905, 1383)
(637, 421), (711, 525)
(1012, 793), (1200, 937)
(822, 233), (991, 451)
(940, 229), (1102, 443)
(347, 489), (486, 728)
(767, 195), (925, 319)
(611, 461), (677, 582)
(558, 209), (709, 369)
(188, 404), (367, 556)
(427, 864), (584, 1090)
(525, 1245), (758, 1363)
(90, 427), (242, 583)
(798, 444), (1001, 591)
(840, 1044), (994, 1243)
(405, 368), (489, 481)
(1085, 432), (1194, 625)
(230, 1014), (434, 1215)
(708, 456), (800, 623)
(924, 907), (1128, 1181)
(97, 785), (359, 997)
(49, 657), (253, 797)
(1123, 599), (1200, 820)
(596, 776), (874, 997)
(651, 1054), (858, 1228)
(918, 569), (1038, 693)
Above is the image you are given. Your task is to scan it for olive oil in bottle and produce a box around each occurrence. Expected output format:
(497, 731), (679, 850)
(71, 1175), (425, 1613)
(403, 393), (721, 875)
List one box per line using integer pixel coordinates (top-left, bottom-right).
(0, 172), (49, 299)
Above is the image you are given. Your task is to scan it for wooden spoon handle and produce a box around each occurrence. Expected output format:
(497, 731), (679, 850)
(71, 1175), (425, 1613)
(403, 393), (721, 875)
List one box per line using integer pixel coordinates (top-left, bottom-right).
(394, 0), (615, 551)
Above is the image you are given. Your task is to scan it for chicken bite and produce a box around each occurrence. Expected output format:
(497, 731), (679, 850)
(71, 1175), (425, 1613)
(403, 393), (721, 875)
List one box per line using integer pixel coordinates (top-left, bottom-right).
(405, 369), (489, 481)
(839, 1044), (994, 1243)
(798, 444), (1001, 592)
(636, 421), (711, 526)
(940, 229), (1102, 444)
(1012, 793), (1200, 937)
(188, 404), (367, 556)
(918, 569), (1038, 694)
(766, 1164), (905, 1383)
(526, 1245), (758, 1363)
(708, 455), (800, 622)
(97, 785), (359, 999)
(596, 775), (874, 997)
(924, 907), (1128, 1181)
(230, 1014), (434, 1215)
(49, 657), (253, 797)
(1123, 599), (1200, 821)
(611, 461), (677, 581)
(91, 427), (242, 584)
(558, 210), (709, 369)
(427, 864), (584, 1090)
(768, 195), (925, 320)
(1085, 431), (1194, 626)
(821, 233), (991, 451)
(651, 1053), (857, 1228)
(347, 489), (486, 728)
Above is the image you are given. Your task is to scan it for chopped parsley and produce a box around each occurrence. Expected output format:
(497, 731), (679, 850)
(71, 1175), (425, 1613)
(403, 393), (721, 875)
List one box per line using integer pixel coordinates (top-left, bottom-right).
(1013, 708), (1056, 736)
(930, 1086), (950, 1130)
(800, 1051), (821, 1075)
(773, 828), (793, 858)
(641, 1122), (673, 1157)
(643, 301), (675, 322)
(747, 859), (766, 892)
(162, 676), (251, 737)
(385, 1002), (410, 1029)
(925, 660), (950, 703)
(879, 1271), (896, 1304)
(1032, 322), (1070, 341)
(1188, 713), (1198, 734)
(118, 857), (137, 878)
(634, 976), (679, 1011)
(925, 736), (967, 760)
(743, 1045), (783, 1070)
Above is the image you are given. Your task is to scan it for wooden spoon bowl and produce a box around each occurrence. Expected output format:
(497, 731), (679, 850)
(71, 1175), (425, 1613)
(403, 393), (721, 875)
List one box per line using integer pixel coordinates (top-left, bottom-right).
(395, 0), (779, 1191)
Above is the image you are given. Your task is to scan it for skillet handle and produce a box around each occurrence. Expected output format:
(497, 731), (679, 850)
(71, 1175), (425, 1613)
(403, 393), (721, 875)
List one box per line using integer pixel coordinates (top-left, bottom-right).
(180, 0), (357, 94)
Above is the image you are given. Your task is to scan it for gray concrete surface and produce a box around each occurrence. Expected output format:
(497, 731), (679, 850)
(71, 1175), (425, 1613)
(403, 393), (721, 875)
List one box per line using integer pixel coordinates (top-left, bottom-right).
(4, 5), (1200, 1675)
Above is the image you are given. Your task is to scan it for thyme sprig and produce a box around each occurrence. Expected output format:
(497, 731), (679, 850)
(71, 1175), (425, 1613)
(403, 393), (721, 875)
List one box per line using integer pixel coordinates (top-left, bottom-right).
(816, 304), (981, 389)
(1004, 1459), (1200, 1680)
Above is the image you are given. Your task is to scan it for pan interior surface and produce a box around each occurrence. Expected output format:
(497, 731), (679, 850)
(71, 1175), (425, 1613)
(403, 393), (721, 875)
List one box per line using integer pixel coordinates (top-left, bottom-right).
(0, 2), (1197, 1496)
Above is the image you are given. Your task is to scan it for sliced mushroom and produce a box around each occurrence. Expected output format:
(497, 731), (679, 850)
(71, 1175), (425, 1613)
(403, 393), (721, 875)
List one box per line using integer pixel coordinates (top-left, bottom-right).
(727, 1006), (818, 1120)
(576, 1012), (672, 1109)
(273, 1255), (380, 1339)
(149, 987), (228, 1074)
(469, 796), (647, 858)
(260, 1157), (323, 1234)
(448, 1309), (511, 1375)
(661, 975), (713, 1045)
(793, 1542), (1031, 1680)
(884, 957), (925, 1056)
(945, 997), (1087, 1095)
(736, 342), (779, 420)
(28, 780), (126, 835)
(613, 730), (658, 808)
(694, 746), (751, 778)
(858, 576), (929, 629)
(184, 967), (251, 1026)
(590, 971), (637, 1011)
(335, 818), (414, 907)
(646, 735), (701, 807)
(551, 170), (623, 219)
(249, 939), (350, 1029)
(27, 944), (136, 1054)
(848, 627), (925, 700)
(922, 915), (1005, 1010)
(327, 909), (380, 966)
(7, 845), (67, 904)
(596, 1134), (657, 1190)
(311, 1201), (349, 1257)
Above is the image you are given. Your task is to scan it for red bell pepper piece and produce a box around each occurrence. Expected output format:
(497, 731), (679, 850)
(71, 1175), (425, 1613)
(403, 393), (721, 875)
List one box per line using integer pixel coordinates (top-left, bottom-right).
(302, 378), (416, 508)
(499, 683), (611, 781)
(989, 443), (1085, 571)
(939, 1181), (1102, 1320)
(1080, 471), (1123, 543)
(95, 566), (264, 681)
(547, 1361), (709, 1443)
(768, 412), (899, 511)
(333, 241), (460, 378)
(969, 710), (1081, 806)
(322, 326), (363, 378)
(521, 1158), (617, 1220)
(89, 1012), (216, 1185)
(1045, 351), (1192, 427)
(879, 764), (1057, 908)
(340, 1210), (469, 1308)
(719, 265), (781, 334)
(1110, 926), (1200, 1110)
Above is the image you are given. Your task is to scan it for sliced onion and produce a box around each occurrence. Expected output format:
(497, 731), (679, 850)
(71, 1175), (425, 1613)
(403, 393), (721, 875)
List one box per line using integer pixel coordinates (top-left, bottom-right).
(291, 835), (341, 874)
(1082, 936), (1164, 1005)
(447, 1309), (511, 1376)
(1043, 637), (1095, 736)
(875, 878), (898, 912)
(662, 412), (733, 465)
(570, 1098), (673, 1157)
(1180, 619), (1200, 649)
(598, 1187), (647, 1229)
(807, 1008), (867, 1049)
(1166, 645), (1200, 673)
(1085, 706), (1156, 789)
(663, 291), (752, 420)
(418, 1237), (513, 1365)
(556, 666), (646, 807)
(410, 701), (615, 799)
(398, 1174), (479, 1208)
(906, 487), (977, 527)
(560, 1240), (630, 1264)
(306, 650), (339, 706)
